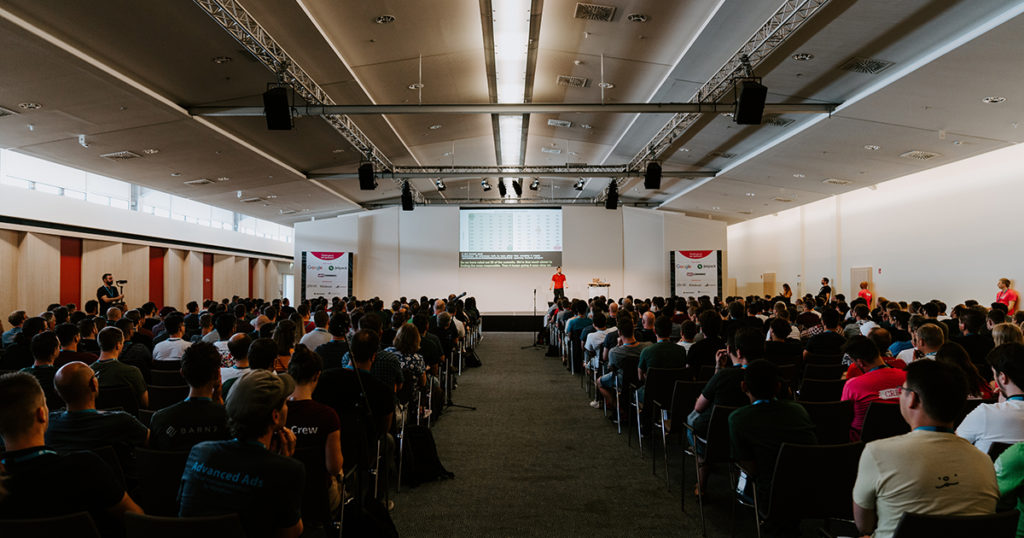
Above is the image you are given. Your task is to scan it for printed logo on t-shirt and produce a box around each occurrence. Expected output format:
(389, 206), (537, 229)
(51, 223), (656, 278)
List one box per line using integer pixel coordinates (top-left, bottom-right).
(878, 388), (900, 399)
(290, 425), (320, 436)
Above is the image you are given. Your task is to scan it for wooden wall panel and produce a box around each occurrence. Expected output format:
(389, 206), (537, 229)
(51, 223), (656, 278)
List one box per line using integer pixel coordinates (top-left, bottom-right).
(164, 249), (186, 310)
(80, 239), (121, 312)
(184, 251), (204, 305)
(212, 255), (247, 300)
(0, 230), (22, 319)
(120, 243), (149, 308)
(264, 260), (281, 299)
(17, 232), (60, 315)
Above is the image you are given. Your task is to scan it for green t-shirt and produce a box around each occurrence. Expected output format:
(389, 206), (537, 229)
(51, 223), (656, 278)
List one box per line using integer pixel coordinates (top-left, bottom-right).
(728, 399), (818, 500)
(638, 341), (686, 373)
(995, 442), (1024, 538)
(90, 359), (147, 404)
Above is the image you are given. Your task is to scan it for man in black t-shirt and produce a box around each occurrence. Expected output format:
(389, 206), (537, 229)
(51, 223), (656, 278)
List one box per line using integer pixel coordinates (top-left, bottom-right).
(0, 372), (143, 532)
(150, 342), (229, 451)
(817, 277), (832, 303)
(96, 273), (124, 316)
(20, 331), (63, 410)
(314, 312), (350, 370)
(804, 309), (847, 358)
(179, 370), (304, 538)
(686, 310), (726, 372)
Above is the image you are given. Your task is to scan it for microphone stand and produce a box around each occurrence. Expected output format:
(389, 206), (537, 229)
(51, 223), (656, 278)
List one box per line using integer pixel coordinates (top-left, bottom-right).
(521, 288), (545, 349)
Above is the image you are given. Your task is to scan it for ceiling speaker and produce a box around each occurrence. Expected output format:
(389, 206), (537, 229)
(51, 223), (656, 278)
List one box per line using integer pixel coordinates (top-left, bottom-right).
(401, 182), (414, 211)
(734, 80), (767, 125)
(262, 87), (292, 130)
(644, 162), (662, 189)
(358, 163), (377, 190)
(605, 181), (618, 210)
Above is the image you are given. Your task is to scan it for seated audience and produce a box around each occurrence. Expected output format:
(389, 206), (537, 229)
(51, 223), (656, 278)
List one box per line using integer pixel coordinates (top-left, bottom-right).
(636, 315), (686, 404)
(677, 320), (698, 353)
(286, 346), (343, 511)
(955, 308), (995, 378)
(995, 442), (1024, 538)
(886, 311), (913, 357)
(20, 331), (64, 410)
(841, 335), (906, 440)
(149, 342), (229, 451)
(686, 310), (725, 371)
(957, 343), (1024, 453)
(846, 327), (906, 379)
(115, 318), (152, 382)
(853, 360), (999, 538)
(178, 369), (304, 538)
(597, 313), (652, 411)
(151, 315), (190, 362)
(212, 313), (238, 367)
(314, 313), (350, 370)
(0, 372), (143, 531)
(994, 322), (1024, 346)
(54, 322), (97, 369)
(388, 323), (427, 399)
(2, 310), (26, 348)
(299, 309), (332, 351)
(935, 341), (996, 400)
(803, 309), (845, 358)
(221, 332), (252, 385)
(90, 326), (149, 409)
(77, 317), (101, 355)
(223, 337), (278, 397)
(0, 317), (45, 370)
(764, 318), (802, 364)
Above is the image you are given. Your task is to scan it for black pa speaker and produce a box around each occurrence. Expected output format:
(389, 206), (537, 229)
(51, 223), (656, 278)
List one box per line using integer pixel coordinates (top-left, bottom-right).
(512, 179), (523, 197)
(497, 179), (507, 197)
(605, 182), (618, 210)
(644, 162), (662, 190)
(262, 87), (292, 130)
(358, 163), (377, 190)
(734, 80), (767, 125)
(401, 182), (414, 211)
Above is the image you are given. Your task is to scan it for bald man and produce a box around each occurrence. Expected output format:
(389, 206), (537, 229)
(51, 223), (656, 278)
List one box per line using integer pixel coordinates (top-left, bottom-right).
(638, 311), (657, 343)
(45, 361), (149, 455)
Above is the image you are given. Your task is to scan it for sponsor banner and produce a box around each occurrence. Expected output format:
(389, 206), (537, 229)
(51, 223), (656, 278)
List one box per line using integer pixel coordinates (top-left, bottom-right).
(303, 251), (351, 299)
(459, 251), (562, 268)
(672, 250), (721, 298)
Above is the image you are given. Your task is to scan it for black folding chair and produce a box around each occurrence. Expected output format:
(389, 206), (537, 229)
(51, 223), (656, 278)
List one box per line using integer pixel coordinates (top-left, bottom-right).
(652, 379), (703, 486)
(96, 384), (139, 416)
(799, 400), (855, 445)
(796, 378), (845, 402)
(0, 511), (101, 538)
(124, 512), (244, 538)
(147, 385), (189, 410)
(634, 368), (689, 460)
(151, 359), (181, 371)
(804, 363), (843, 380)
(988, 441), (1012, 462)
(860, 401), (909, 442)
(151, 369), (186, 386)
(892, 510), (1019, 538)
(682, 405), (739, 536)
(134, 447), (190, 516)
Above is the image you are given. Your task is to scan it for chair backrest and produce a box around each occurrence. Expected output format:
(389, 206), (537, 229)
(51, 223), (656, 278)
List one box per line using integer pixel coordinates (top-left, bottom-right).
(0, 511), (101, 538)
(893, 510), (1019, 538)
(89, 445), (126, 489)
(151, 369), (186, 386)
(134, 448), (191, 517)
(804, 363), (843, 380)
(665, 380), (704, 431)
(138, 408), (155, 427)
(697, 364), (716, 382)
(988, 441), (1012, 462)
(767, 442), (864, 521)
(147, 385), (189, 410)
(775, 363), (797, 385)
(124, 512), (245, 538)
(797, 378), (846, 402)
(702, 405), (739, 464)
(860, 401), (909, 442)
(151, 359), (182, 371)
(643, 368), (689, 408)
(799, 400), (855, 445)
(96, 384), (139, 416)
(292, 445), (331, 528)
(804, 353), (843, 367)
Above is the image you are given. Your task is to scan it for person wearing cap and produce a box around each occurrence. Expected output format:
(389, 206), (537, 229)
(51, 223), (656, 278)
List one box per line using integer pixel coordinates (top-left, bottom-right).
(178, 369), (305, 538)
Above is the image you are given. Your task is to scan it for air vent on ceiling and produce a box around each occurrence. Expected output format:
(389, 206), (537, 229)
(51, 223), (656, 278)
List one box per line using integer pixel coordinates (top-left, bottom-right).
(556, 75), (590, 88)
(574, 3), (616, 21)
(0, 106), (18, 119)
(239, 197), (264, 203)
(279, 209), (297, 215)
(762, 114), (796, 127)
(899, 150), (942, 161)
(709, 151), (737, 159)
(773, 197), (794, 203)
(737, 210), (753, 215)
(565, 162), (588, 167)
(547, 119), (573, 128)
(184, 178), (212, 186)
(100, 150), (142, 161)
(541, 147), (562, 154)
(840, 56), (895, 74)
(823, 178), (852, 186)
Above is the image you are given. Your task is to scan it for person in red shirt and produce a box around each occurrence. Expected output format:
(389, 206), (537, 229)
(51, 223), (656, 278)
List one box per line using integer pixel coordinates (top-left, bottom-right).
(857, 281), (873, 308)
(550, 266), (567, 300)
(840, 335), (906, 440)
(996, 278), (1019, 313)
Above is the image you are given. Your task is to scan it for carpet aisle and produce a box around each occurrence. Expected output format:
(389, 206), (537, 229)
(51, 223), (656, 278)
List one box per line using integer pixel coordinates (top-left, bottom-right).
(391, 331), (735, 537)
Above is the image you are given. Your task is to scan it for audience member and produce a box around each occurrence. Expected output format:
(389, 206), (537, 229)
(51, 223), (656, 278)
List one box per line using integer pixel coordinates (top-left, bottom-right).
(596, 313), (652, 411)
(20, 331), (64, 410)
(53, 322), (97, 369)
(222, 337), (277, 397)
(993, 322), (1024, 346)
(840, 335), (905, 440)
(803, 309), (845, 357)
(2, 310), (26, 348)
(46, 361), (148, 455)
(151, 315), (190, 362)
(853, 360), (998, 538)
(221, 332), (253, 385)
(957, 343), (1024, 453)
(955, 308), (995, 379)
(299, 310), (332, 350)
(686, 310), (725, 371)
(995, 442), (1024, 538)
(935, 341), (996, 400)
(286, 346), (343, 511)
(764, 318), (802, 364)
(314, 313), (351, 370)
(90, 327), (149, 409)
(77, 317), (101, 355)
(149, 342), (229, 451)
(0, 316), (45, 370)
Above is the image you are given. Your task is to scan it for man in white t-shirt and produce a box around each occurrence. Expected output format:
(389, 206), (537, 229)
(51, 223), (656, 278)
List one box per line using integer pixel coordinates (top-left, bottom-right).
(584, 311), (610, 371)
(152, 316), (190, 361)
(853, 360), (998, 538)
(957, 343), (1024, 454)
(897, 322), (944, 364)
(299, 310), (331, 350)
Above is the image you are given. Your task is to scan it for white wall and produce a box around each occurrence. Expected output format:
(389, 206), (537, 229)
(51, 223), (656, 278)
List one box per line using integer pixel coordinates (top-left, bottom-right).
(295, 206), (727, 314)
(728, 142), (1024, 308)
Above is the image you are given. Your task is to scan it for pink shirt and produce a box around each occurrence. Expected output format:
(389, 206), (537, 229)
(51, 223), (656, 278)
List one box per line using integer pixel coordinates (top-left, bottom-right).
(858, 289), (873, 307)
(841, 366), (906, 439)
(997, 289), (1019, 312)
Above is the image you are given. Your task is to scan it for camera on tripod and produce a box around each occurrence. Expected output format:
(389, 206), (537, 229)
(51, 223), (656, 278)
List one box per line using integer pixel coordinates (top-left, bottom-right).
(116, 279), (128, 285)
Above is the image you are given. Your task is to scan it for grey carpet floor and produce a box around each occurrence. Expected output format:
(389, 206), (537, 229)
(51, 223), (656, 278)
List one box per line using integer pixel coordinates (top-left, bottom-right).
(390, 332), (748, 538)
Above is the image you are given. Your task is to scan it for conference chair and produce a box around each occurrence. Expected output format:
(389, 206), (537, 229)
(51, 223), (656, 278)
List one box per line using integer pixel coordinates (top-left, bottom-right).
(796, 378), (845, 402)
(652, 379), (703, 486)
(124, 512), (244, 538)
(803, 363), (843, 380)
(988, 441), (1012, 462)
(697, 364), (716, 382)
(95, 384), (139, 416)
(742, 442), (864, 538)
(682, 405), (739, 536)
(0, 511), (101, 538)
(798, 400), (855, 445)
(150, 369), (185, 386)
(891, 510), (1019, 538)
(860, 401), (909, 442)
(138, 408), (155, 427)
(134, 448), (190, 516)
(293, 445), (333, 531)
(803, 353), (843, 366)
(147, 384), (189, 410)
(151, 359), (181, 371)
(633, 368), (689, 460)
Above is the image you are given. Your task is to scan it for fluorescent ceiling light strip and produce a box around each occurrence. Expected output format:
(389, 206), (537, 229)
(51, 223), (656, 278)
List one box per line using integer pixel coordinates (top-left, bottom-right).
(657, 0), (1024, 209)
(492, 0), (531, 168)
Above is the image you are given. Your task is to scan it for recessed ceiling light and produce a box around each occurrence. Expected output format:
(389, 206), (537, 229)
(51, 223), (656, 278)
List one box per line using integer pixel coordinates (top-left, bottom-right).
(142, 148), (160, 155)
(982, 96), (1006, 104)
(332, 148), (345, 154)
(375, 14), (396, 24)
(407, 83), (424, 90)
(678, 147), (690, 152)
(170, 172), (182, 177)
(18, 102), (42, 110)
(864, 144), (880, 151)
(793, 173), (805, 178)
(792, 52), (814, 61)
(626, 13), (648, 23)
(211, 56), (232, 64)
(216, 176), (230, 182)
(711, 206), (720, 210)
(429, 124), (442, 130)
(598, 82), (615, 89)
(580, 123), (592, 129)
(745, 192), (756, 197)
(952, 140), (963, 145)
(568, 151), (579, 156)
(265, 194), (278, 199)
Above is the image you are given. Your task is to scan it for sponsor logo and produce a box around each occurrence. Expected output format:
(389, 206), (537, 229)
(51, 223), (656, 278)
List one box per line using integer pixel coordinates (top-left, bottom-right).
(686, 272), (707, 277)
(317, 274), (338, 278)
(328, 265), (335, 271)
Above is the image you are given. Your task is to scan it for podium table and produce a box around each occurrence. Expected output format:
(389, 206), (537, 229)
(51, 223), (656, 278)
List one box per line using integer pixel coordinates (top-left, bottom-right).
(588, 283), (611, 299)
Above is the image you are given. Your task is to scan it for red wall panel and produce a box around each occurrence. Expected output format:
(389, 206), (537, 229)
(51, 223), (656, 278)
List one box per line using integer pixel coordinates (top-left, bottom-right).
(248, 258), (256, 298)
(59, 237), (83, 307)
(203, 253), (214, 301)
(149, 247), (166, 309)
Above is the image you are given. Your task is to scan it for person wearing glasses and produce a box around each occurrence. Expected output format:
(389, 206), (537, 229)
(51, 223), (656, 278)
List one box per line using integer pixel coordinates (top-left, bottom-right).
(852, 360), (999, 538)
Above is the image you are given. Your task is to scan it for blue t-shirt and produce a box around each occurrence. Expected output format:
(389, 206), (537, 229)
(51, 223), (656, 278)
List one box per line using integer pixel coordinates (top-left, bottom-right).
(565, 316), (594, 335)
(179, 439), (305, 538)
(889, 339), (914, 357)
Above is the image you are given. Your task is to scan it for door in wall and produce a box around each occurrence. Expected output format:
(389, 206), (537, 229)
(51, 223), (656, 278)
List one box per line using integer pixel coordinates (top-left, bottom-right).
(850, 266), (873, 302)
(282, 274), (294, 305)
(762, 272), (776, 298)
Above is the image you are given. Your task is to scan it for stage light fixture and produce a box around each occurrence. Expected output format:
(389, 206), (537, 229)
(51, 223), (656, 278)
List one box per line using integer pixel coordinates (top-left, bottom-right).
(497, 179), (507, 197)
(401, 181), (414, 211)
(512, 178), (523, 197)
(529, 178), (540, 190)
(574, 178), (585, 191)
(481, 179), (492, 191)
(434, 179), (446, 191)
(605, 181), (618, 210)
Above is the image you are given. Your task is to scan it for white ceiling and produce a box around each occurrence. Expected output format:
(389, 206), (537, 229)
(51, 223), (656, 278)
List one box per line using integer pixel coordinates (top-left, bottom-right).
(0, 0), (1022, 225)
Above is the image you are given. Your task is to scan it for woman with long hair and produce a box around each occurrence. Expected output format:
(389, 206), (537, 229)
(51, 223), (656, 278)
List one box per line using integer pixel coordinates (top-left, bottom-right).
(935, 341), (996, 399)
(272, 319), (297, 372)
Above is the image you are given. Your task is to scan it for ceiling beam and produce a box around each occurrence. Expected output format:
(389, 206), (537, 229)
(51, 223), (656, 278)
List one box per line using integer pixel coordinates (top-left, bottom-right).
(189, 102), (836, 116)
(310, 166), (715, 180)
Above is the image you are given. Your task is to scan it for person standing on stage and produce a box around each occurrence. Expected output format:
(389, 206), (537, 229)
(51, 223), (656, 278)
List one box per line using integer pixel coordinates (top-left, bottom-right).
(96, 274), (124, 317)
(997, 278), (1019, 314)
(550, 266), (567, 301)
